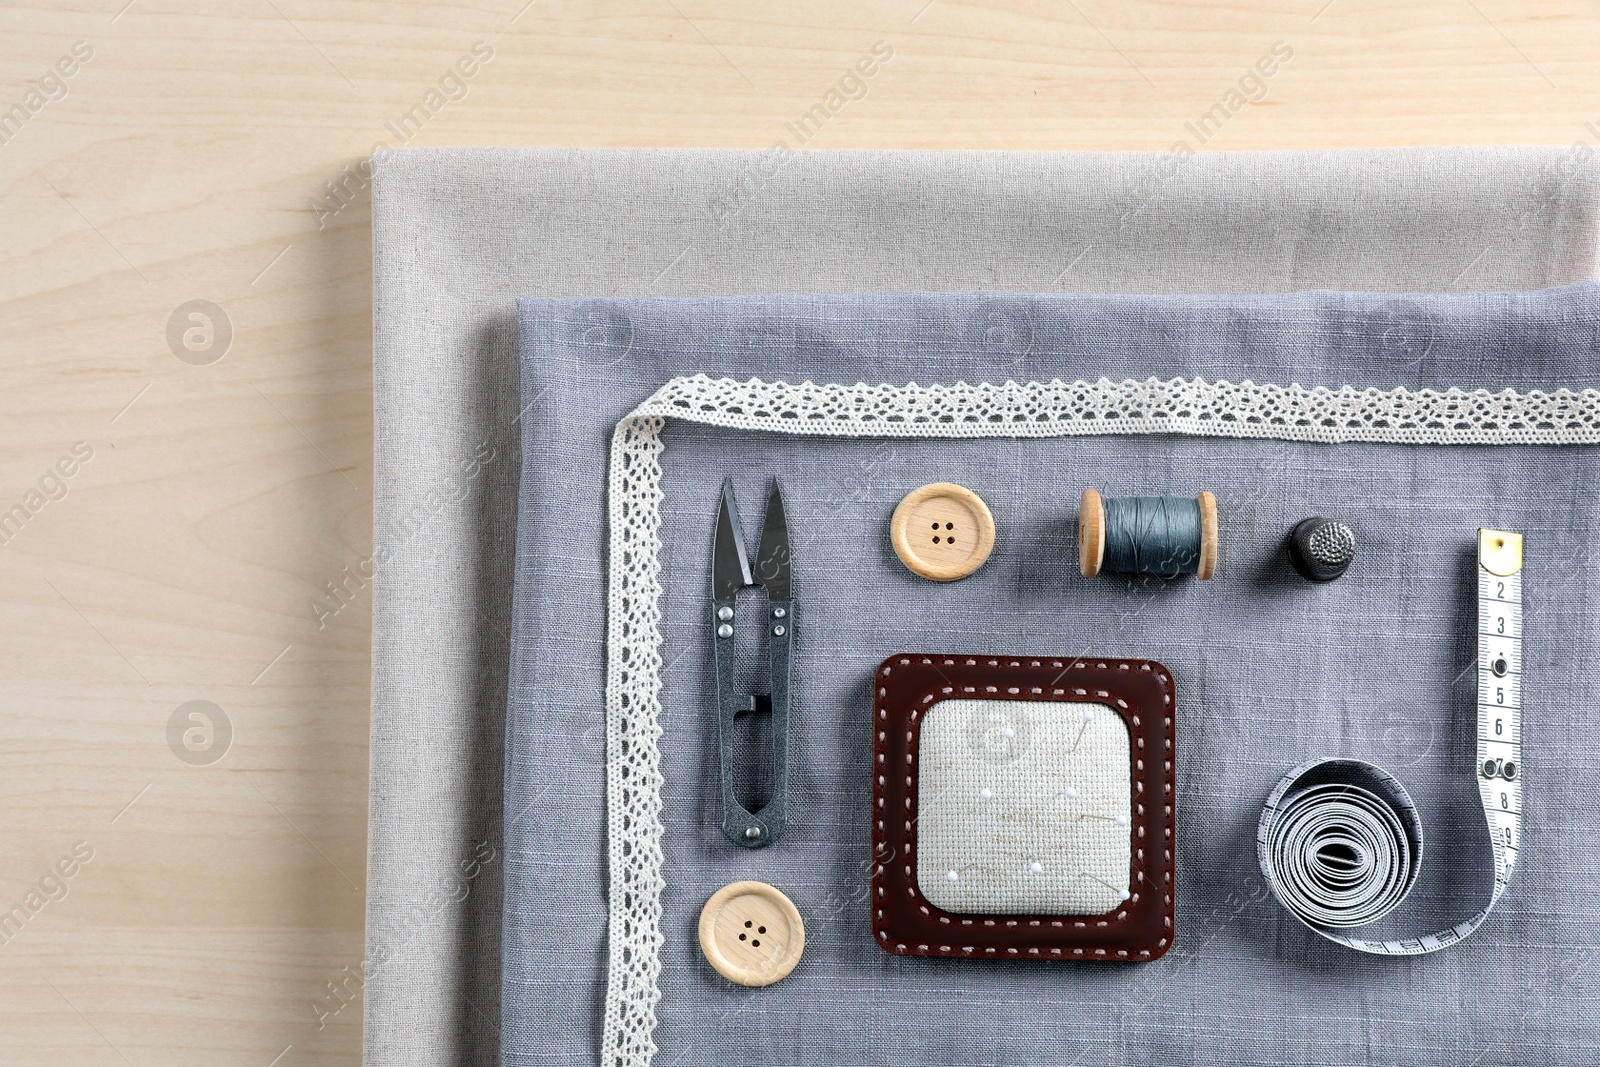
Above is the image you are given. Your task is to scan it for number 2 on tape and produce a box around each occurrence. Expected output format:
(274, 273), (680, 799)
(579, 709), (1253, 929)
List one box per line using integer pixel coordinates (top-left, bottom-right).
(1256, 529), (1524, 954)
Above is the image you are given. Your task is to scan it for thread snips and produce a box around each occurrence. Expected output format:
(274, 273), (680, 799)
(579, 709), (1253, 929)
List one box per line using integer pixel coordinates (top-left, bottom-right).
(712, 477), (792, 849)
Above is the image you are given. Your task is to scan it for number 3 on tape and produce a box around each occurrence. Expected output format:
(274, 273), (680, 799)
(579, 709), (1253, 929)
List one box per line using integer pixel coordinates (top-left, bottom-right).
(1256, 529), (1523, 955)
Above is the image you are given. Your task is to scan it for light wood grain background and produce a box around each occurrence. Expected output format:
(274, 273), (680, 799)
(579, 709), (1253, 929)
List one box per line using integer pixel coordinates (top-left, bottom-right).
(2, 0), (1598, 1062)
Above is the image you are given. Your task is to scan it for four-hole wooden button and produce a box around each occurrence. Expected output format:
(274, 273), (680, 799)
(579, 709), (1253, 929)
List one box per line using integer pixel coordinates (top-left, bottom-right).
(698, 880), (805, 987)
(890, 482), (996, 581)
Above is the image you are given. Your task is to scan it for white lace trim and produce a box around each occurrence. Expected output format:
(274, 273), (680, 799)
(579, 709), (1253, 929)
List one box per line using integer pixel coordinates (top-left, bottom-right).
(602, 373), (1600, 1065)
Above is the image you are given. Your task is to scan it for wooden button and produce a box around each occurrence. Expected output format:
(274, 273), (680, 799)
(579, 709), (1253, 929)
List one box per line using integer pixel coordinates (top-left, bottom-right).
(890, 482), (996, 581)
(698, 880), (804, 987)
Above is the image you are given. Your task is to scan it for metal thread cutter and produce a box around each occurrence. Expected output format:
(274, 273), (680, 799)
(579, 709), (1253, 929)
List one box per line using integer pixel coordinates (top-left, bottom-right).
(711, 478), (792, 849)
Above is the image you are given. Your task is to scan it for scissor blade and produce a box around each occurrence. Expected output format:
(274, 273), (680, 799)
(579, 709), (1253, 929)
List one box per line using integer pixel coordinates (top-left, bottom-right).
(755, 480), (791, 601)
(713, 478), (754, 601)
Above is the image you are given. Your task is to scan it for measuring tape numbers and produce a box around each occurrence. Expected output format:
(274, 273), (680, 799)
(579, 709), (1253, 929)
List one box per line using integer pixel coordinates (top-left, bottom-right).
(1256, 529), (1524, 955)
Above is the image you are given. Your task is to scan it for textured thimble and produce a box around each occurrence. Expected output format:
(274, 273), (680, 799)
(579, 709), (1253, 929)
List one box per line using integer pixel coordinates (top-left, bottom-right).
(1288, 517), (1355, 582)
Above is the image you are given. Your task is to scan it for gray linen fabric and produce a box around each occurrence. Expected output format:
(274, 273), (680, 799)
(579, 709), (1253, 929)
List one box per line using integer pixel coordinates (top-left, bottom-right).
(507, 283), (1600, 1067)
(369, 146), (1600, 1066)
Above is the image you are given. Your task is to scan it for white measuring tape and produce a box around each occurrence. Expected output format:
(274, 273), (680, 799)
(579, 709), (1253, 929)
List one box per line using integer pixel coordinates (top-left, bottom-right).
(1257, 529), (1523, 955)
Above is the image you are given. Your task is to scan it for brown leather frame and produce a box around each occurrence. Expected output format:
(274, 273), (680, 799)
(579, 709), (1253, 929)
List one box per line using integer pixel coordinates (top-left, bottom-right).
(870, 654), (1176, 962)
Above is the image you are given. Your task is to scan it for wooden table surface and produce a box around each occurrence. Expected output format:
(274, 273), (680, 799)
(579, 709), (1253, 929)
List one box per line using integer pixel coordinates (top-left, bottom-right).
(3, 0), (1598, 1062)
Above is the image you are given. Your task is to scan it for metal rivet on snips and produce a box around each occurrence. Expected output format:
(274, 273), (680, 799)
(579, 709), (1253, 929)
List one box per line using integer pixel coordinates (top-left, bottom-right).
(711, 477), (793, 849)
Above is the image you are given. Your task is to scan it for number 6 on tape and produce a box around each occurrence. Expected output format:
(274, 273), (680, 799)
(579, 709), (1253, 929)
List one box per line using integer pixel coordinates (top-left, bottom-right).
(1256, 529), (1523, 954)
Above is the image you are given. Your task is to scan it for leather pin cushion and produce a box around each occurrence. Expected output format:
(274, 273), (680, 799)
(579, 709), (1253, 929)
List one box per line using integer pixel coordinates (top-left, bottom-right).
(870, 654), (1176, 961)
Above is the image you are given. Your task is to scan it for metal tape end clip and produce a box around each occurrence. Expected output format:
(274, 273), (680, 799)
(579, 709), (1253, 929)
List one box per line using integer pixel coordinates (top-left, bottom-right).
(1478, 529), (1524, 577)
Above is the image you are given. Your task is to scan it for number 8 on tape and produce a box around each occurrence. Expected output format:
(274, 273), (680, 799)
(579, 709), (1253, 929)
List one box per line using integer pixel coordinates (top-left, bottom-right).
(1256, 529), (1523, 954)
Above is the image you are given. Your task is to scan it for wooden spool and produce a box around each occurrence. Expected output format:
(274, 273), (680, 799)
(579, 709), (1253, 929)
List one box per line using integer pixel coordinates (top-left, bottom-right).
(1079, 489), (1218, 580)
(1196, 490), (1218, 580)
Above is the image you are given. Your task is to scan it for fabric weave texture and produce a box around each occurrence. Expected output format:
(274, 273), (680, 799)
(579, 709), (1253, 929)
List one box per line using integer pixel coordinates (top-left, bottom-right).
(916, 698), (1134, 915)
(506, 283), (1600, 1067)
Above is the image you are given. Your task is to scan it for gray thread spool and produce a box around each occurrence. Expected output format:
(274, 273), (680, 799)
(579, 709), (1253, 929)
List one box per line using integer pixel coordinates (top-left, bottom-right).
(1078, 489), (1218, 579)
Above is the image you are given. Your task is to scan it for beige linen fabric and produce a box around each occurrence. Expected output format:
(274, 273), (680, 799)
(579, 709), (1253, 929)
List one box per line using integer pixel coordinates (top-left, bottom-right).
(916, 699), (1133, 916)
(368, 145), (1600, 1066)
